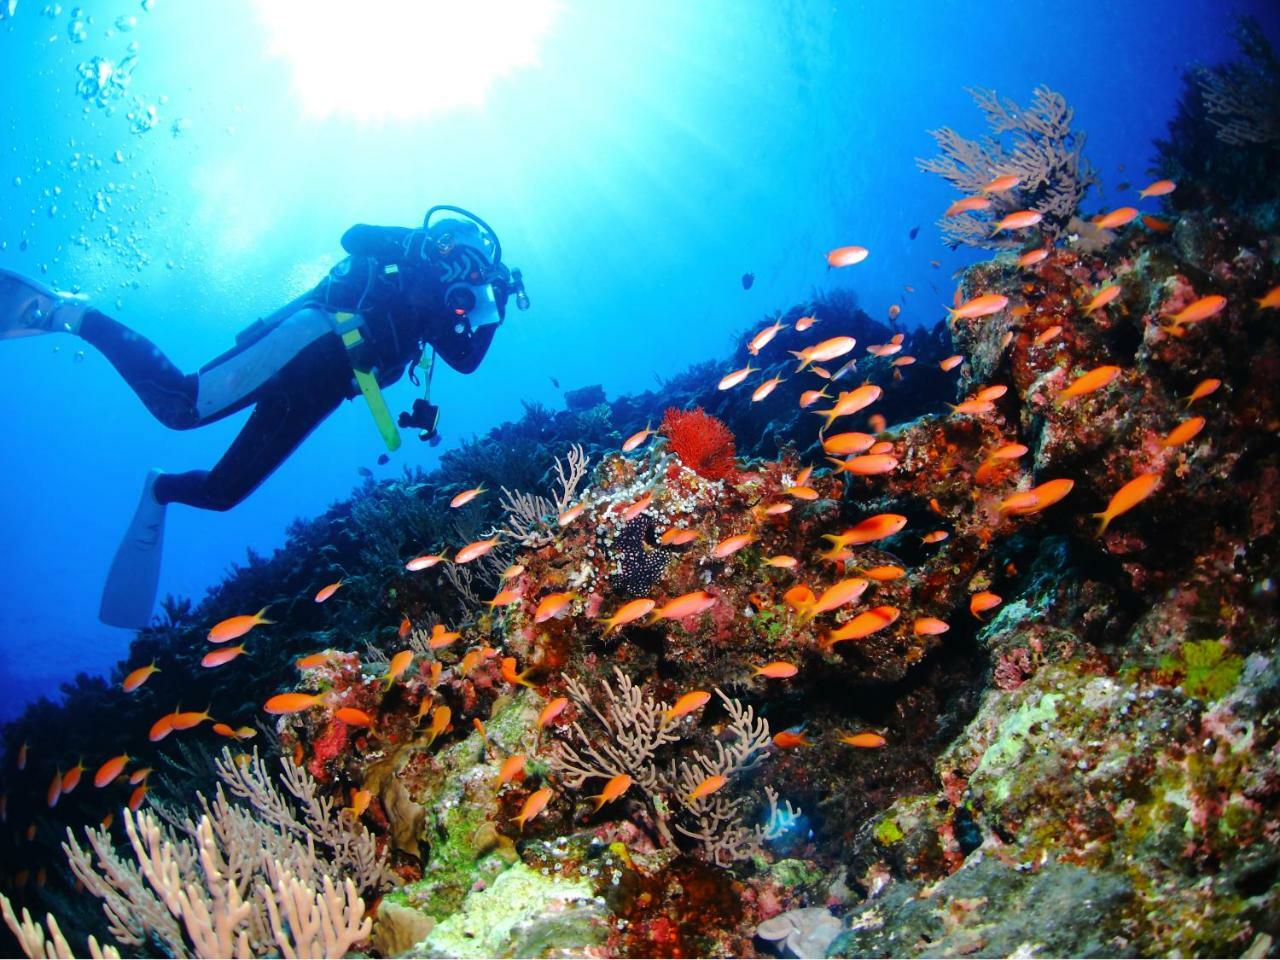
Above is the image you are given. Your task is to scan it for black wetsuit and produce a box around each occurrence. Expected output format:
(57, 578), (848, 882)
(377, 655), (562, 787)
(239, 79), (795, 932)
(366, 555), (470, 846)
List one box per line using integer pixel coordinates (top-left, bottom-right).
(79, 224), (499, 511)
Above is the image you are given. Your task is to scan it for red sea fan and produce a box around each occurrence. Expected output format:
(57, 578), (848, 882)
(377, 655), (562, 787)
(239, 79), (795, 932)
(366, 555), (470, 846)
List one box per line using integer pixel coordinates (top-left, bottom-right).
(660, 407), (737, 480)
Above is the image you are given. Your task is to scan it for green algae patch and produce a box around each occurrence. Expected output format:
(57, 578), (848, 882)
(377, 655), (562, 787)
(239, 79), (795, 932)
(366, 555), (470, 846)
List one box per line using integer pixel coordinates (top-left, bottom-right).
(419, 861), (608, 959)
(972, 692), (1062, 803)
(874, 817), (904, 845)
(1160, 639), (1243, 701)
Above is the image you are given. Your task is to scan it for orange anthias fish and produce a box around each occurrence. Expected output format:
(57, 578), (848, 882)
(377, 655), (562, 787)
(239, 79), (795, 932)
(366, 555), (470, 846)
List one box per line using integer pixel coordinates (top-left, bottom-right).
(1094, 472), (1161, 535)
(822, 431), (876, 456)
(497, 754), (527, 785)
(814, 383), (883, 430)
(913, 617), (951, 636)
(128, 783), (148, 811)
(753, 661), (799, 679)
(948, 294), (1009, 321)
(170, 707), (213, 731)
(1093, 206), (1139, 230)
(748, 320), (786, 355)
(264, 692), (325, 715)
(795, 314), (820, 332)
(1142, 214), (1173, 232)
(428, 624), (461, 649)
(455, 537), (500, 564)
(799, 386), (831, 408)
(921, 530), (949, 544)
(827, 245), (869, 267)
(296, 651), (332, 671)
(824, 514), (908, 548)
(1056, 365), (1121, 404)
(659, 527), (700, 546)
(752, 376), (785, 402)
(1161, 417), (1206, 448)
(718, 364), (758, 391)
(1256, 285), (1280, 310)
(425, 705), (452, 745)
(688, 774), (729, 802)
(398, 615), (413, 639)
(837, 732), (887, 749)
(663, 690), (711, 726)
(859, 564), (906, 581)
(487, 588), (522, 609)
(535, 592), (577, 623)
(785, 485), (818, 500)
(622, 422), (655, 452)
(838, 454), (898, 476)
(621, 492), (654, 522)
(17, 741), (27, 770)
(149, 713), (175, 742)
(940, 354), (964, 371)
(212, 722), (243, 739)
(346, 789), (373, 819)
(992, 210), (1042, 233)
(773, 730), (813, 749)
(792, 336), (857, 373)
(590, 774), (633, 811)
(600, 598), (656, 634)
(405, 553), (447, 572)
(94, 753), (130, 788)
(538, 697), (569, 731)
(1186, 378), (1221, 406)
(652, 591), (718, 622)
(711, 532), (756, 559)
(1017, 248), (1049, 267)
(823, 606), (900, 647)
(314, 581), (343, 603)
(46, 770), (62, 808)
(970, 591), (1003, 619)
(1138, 179), (1176, 198)
(335, 707), (375, 728)
(1082, 284), (1121, 315)
(944, 195), (992, 217)
(60, 760), (85, 795)
(129, 767), (152, 785)
(1034, 325), (1062, 345)
(502, 657), (536, 689)
(208, 606), (272, 644)
(764, 555), (798, 569)
(122, 661), (159, 693)
(949, 398), (995, 416)
(201, 645), (247, 669)
(763, 502), (793, 516)
(513, 787), (554, 832)
(1164, 294), (1227, 329)
(984, 173), (1020, 193)
(806, 578), (870, 619)
(501, 563), (526, 581)
(384, 650), (414, 687)
(450, 485), (487, 509)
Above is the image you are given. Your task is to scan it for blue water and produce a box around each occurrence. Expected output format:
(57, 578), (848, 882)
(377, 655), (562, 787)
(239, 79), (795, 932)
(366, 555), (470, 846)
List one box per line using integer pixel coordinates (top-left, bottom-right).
(1, 0), (1275, 721)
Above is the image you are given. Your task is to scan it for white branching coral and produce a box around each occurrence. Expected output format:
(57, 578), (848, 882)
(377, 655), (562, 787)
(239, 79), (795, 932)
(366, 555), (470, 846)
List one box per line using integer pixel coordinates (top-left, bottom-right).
(1199, 19), (1280, 146)
(496, 443), (591, 546)
(0, 895), (121, 960)
(551, 668), (795, 866)
(917, 85), (1097, 249)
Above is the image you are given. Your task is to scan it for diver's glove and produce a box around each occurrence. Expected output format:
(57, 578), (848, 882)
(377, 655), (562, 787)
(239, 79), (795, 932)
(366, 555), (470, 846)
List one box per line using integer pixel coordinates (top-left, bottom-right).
(0, 268), (89, 339)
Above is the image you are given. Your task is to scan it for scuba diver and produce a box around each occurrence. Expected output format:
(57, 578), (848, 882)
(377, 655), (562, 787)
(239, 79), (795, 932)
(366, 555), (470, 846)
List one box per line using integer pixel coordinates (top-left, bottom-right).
(0, 205), (528, 629)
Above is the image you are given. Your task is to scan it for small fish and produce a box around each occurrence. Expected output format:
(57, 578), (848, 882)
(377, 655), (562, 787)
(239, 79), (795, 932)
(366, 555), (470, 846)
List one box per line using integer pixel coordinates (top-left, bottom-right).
(718, 364), (758, 390)
(751, 376), (785, 402)
(538, 697), (569, 730)
(534, 592), (577, 623)
(129, 767), (151, 785)
(148, 714), (175, 742)
(335, 707), (374, 728)
(501, 563), (526, 581)
(487, 588), (521, 609)
(127, 783), (148, 812)
(265, 692), (325, 715)
(975, 384), (1008, 402)
(1164, 294), (1226, 328)
(428, 624), (461, 649)
(913, 617), (950, 636)
(398, 615), (413, 639)
(969, 591), (1002, 619)
(651, 591), (718, 621)
(948, 293), (1009, 320)
(513, 787), (553, 832)
(866, 342), (902, 357)
(659, 527), (700, 546)
(799, 386), (831, 408)
(1255, 285), (1280, 310)
(1093, 206), (1138, 230)
(201, 645), (247, 668)
(764, 555), (798, 569)
(17, 741), (27, 770)
(992, 210), (1042, 233)
(1082, 284), (1121, 315)
(999, 330), (1014, 350)
(837, 732), (887, 749)
(208, 606), (272, 644)
(1017, 248), (1049, 267)
(405, 553), (447, 571)
(296, 651), (333, 670)
(1185, 378), (1221, 406)
(773, 730), (812, 749)
(807, 577), (871, 617)
(600, 598), (656, 634)
(688, 774), (728, 802)
(795, 465), (814, 485)
(346, 789), (373, 819)
(590, 773), (633, 811)
(948, 399), (995, 416)
(984, 173), (1020, 193)
(60, 760), (85, 795)
(550, 376), (560, 389)
(377, 453), (390, 465)
(122, 661), (159, 693)
(314, 580), (343, 603)
(890, 355), (915, 367)
(1034, 325), (1062, 345)
(497, 754), (527, 785)
(1010, 305), (1030, 318)
(558, 502), (587, 527)
(1160, 417), (1206, 448)
(663, 690), (711, 726)
(944, 195), (992, 217)
(748, 321), (785, 355)
(449, 485), (487, 509)
(921, 530), (949, 544)
(426, 705), (452, 744)
(888, 304), (901, 321)
(823, 605), (900, 646)
(940, 354), (964, 371)
(838, 454), (898, 476)
(795, 314), (819, 331)
(502, 657), (536, 688)
(212, 722), (243, 739)
(94, 753), (131, 788)
(170, 707), (213, 731)
(827, 245), (869, 267)
(235, 726), (257, 739)
(1142, 214), (1172, 233)
(383, 650), (414, 686)
(1057, 365), (1121, 404)
(711, 532), (756, 559)
(999, 478), (1075, 516)
(858, 564), (905, 581)
(763, 502), (793, 515)
(792, 336), (857, 373)
(822, 431), (876, 456)
(824, 514), (907, 549)
(455, 537), (500, 564)
(814, 383), (883, 429)
(754, 661), (799, 679)
(784, 485), (819, 500)
(622, 423), (655, 452)
(1138, 179), (1176, 198)
(742, 272), (755, 290)
(908, 226), (920, 240)
(1094, 472), (1160, 535)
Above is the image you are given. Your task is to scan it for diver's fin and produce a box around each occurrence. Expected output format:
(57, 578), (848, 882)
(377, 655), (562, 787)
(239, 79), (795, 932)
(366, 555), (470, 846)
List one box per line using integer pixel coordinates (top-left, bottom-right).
(99, 469), (167, 629)
(0, 267), (87, 339)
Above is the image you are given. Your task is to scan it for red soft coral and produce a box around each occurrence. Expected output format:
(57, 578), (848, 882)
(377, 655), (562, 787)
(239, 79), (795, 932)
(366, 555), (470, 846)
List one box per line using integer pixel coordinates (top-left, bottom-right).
(661, 407), (737, 480)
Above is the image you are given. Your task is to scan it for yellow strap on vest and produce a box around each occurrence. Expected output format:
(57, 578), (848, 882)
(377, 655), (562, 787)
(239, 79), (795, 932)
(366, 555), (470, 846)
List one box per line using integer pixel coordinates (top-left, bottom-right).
(335, 312), (401, 452)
